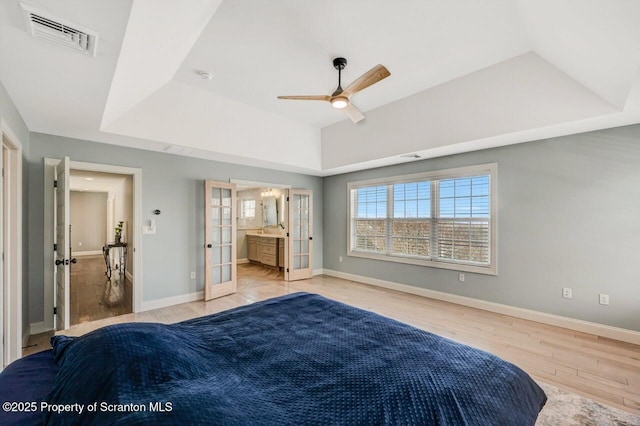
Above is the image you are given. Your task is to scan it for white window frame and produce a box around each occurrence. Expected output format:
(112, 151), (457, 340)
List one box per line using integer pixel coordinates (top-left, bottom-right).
(240, 199), (256, 219)
(347, 163), (497, 275)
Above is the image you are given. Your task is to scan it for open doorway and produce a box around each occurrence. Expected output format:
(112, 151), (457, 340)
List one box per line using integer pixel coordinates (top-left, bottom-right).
(233, 181), (289, 281)
(230, 179), (314, 283)
(41, 158), (142, 332)
(68, 170), (133, 325)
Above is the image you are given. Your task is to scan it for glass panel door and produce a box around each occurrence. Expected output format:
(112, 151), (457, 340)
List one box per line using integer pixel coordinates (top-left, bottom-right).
(286, 189), (313, 281)
(205, 181), (236, 300)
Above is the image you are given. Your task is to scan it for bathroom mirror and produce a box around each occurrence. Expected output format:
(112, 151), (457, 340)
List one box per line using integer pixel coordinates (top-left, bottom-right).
(263, 196), (277, 227)
(278, 194), (286, 226)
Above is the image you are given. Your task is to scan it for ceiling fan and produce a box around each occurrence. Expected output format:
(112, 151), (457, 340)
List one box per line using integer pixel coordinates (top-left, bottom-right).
(278, 57), (390, 123)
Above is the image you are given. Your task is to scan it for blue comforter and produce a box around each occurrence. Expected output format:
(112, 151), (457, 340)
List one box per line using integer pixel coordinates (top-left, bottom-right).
(45, 292), (546, 425)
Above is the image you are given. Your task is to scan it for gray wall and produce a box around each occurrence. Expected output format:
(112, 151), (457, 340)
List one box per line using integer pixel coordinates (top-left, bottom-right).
(70, 191), (108, 252)
(27, 133), (323, 323)
(0, 80), (30, 342)
(237, 229), (248, 260)
(323, 124), (640, 332)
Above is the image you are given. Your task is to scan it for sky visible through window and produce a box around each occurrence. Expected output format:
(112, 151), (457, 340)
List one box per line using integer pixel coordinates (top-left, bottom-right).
(439, 175), (489, 218)
(356, 175), (489, 219)
(356, 186), (387, 218)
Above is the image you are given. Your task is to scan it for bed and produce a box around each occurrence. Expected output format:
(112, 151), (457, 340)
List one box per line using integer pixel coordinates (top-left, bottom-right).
(0, 292), (546, 425)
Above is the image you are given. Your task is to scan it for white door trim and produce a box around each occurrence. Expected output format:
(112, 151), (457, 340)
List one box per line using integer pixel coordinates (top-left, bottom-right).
(42, 159), (142, 332)
(0, 119), (23, 366)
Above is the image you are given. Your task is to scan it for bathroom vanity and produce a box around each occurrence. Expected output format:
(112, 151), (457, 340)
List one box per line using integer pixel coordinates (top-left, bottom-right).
(247, 233), (284, 269)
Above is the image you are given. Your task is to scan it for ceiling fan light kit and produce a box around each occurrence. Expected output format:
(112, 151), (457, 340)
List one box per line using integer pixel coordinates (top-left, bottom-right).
(331, 97), (348, 109)
(278, 57), (390, 123)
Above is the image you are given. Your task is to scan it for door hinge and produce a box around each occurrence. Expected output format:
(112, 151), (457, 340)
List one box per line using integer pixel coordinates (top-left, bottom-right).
(54, 180), (58, 188)
(54, 243), (58, 251)
(286, 196), (289, 202)
(286, 233), (289, 237)
(286, 268), (289, 273)
(53, 307), (57, 315)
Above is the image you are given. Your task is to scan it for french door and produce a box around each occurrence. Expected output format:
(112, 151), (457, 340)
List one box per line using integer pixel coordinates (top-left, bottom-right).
(286, 189), (313, 281)
(204, 180), (237, 300)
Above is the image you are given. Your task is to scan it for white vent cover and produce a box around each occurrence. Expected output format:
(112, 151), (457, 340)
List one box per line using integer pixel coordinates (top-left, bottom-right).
(20, 2), (98, 57)
(163, 145), (195, 155)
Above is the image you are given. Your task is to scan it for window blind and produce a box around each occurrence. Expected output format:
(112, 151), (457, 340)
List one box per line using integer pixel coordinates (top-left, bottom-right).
(348, 165), (495, 274)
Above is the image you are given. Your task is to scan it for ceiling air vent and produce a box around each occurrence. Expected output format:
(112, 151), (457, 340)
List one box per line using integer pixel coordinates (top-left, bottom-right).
(164, 145), (195, 156)
(400, 153), (422, 159)
(20, 2), (98, 57)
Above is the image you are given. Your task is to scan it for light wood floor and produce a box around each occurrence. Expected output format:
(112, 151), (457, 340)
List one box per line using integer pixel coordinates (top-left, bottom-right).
(25, 263), (640, 415)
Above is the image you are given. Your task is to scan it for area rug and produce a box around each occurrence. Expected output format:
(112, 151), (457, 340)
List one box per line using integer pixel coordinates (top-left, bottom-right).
(536, 382), (640, 425)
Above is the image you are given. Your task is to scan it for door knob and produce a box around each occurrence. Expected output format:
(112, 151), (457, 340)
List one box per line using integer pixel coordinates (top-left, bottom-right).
(70, 258), (77, 264)
(207, 244), (212, 248)
(55, 259), (63, 266)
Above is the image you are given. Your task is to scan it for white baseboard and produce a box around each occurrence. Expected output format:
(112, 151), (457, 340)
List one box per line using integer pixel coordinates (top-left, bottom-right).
(141, 291), (204, 312)
(312, 268), (324, 276)
(237, 258), (249, 264)
(30, 321), (53, 335)
(125, 270), (133, 283)
(74, 250), (102, 256)
(322, 269), (640, 346)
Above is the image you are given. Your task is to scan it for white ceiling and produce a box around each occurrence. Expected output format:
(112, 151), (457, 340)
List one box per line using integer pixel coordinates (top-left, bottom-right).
(1, 0), (640, 176)
(69, 170), (128, 192)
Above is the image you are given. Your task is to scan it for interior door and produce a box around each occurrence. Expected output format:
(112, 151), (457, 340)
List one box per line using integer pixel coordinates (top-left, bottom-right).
(286, 189), (313, 281)
(204, 180), (237, 300)
(55, 157), (70, 330)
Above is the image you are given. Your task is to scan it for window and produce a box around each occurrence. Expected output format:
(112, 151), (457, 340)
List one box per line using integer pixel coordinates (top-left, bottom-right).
(240, 199), (256, 219)
(348, 164), (496, 275)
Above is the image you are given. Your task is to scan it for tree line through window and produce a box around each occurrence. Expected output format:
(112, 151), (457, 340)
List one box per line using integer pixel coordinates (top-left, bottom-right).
(349, 167), (494, 271)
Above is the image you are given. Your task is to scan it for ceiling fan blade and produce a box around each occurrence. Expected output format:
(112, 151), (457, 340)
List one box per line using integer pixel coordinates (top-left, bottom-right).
(277, 95), (331, 101)
(342, 64), (390, 98)
(344, 103), (365, 123)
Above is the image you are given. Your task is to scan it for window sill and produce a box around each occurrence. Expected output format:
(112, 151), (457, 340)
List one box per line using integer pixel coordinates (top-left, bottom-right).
(347, 250), (497, 276)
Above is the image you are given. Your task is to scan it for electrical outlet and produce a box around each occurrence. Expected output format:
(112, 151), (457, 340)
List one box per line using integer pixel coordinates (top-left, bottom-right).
(190, 272), (196, 280)
(562, 288), (572, 299)
(599, 294), (609, 305)
(458, 273), (465, 282)
(339, 256), (343, 262)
